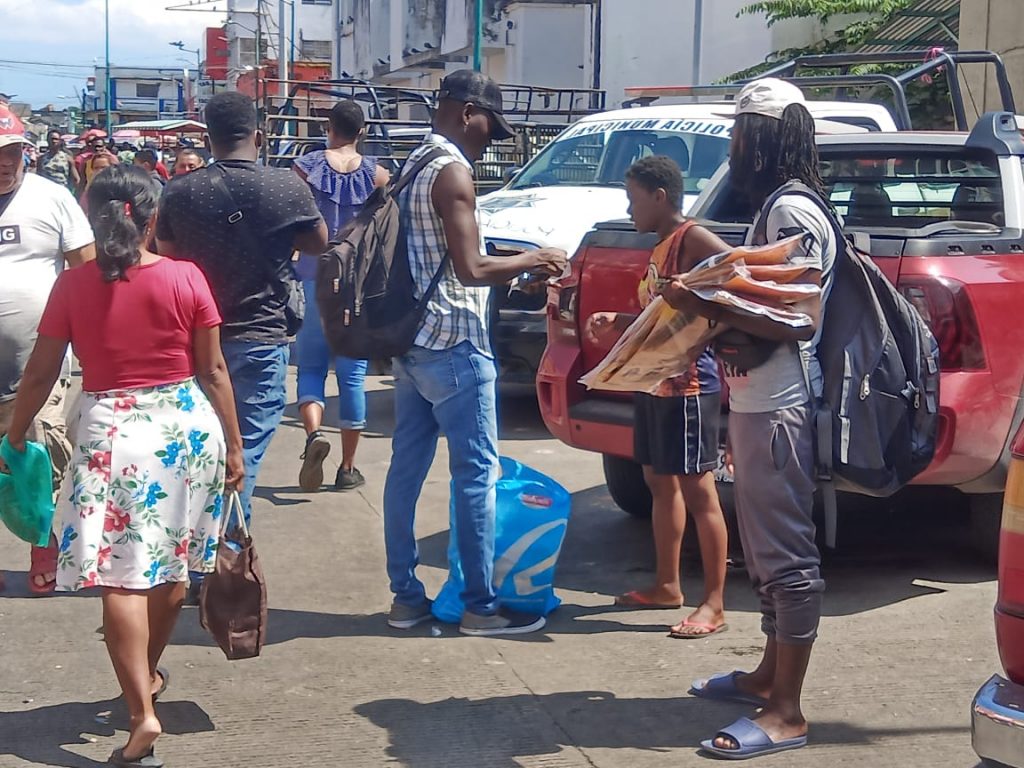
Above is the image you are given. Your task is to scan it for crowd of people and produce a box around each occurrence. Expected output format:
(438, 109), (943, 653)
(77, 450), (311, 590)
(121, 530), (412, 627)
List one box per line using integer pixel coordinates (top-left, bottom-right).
(28, 126), (208, 208)
(0, 71), (836, 763)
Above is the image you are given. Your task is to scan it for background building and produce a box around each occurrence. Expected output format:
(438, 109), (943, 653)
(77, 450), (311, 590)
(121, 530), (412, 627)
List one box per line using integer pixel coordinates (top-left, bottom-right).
(86, 66), (193, 125)
(959, 0), (1024, 119)
(336, 0), (866, 108)
(222, 0), (335, 88)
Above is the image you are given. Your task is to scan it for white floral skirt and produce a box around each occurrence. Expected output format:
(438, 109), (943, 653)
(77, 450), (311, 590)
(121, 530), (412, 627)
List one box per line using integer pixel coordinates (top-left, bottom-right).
(54, 379), (226, 592)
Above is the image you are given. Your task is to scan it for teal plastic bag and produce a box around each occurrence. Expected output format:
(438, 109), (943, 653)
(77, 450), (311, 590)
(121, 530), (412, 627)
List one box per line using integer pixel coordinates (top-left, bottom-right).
(0, 436), (56, 547)
(432, 458), (572, 623)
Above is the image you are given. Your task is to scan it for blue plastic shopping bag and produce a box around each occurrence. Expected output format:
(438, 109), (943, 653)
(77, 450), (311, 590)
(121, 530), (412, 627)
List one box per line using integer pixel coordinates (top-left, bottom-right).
(432, 457), (571, 623)
(0, 436), (56, 547)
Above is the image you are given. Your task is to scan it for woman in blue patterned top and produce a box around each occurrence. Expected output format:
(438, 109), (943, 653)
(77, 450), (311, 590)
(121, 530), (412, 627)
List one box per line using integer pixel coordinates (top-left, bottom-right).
(292, 100), (389, 492)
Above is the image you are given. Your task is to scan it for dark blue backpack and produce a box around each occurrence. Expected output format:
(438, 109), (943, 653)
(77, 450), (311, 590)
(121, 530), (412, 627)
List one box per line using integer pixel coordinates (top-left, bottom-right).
(757, 182), (941, 546)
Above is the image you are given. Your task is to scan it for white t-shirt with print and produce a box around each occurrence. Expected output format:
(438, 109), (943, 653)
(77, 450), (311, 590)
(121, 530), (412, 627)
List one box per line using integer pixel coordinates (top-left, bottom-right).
(724, 192), (837, 414)
(0, 174), (94, 401)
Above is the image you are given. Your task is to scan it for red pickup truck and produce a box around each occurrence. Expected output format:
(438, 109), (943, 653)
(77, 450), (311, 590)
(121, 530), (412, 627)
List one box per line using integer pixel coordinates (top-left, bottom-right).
(538, 113), (1024, 558)
(972, 419), (1024, 766)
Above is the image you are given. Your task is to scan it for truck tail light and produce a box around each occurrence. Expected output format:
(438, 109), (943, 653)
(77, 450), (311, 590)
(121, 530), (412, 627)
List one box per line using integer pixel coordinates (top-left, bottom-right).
(898, 275), (986, 372)
(1012, 421), (1024, 460)
(999, 461), (1024, 614)
(546, 257), (583, 340)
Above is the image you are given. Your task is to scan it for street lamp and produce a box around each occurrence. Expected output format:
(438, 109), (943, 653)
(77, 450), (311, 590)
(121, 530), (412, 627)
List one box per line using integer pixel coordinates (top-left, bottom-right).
(170, 41), (202, 75)
(105, 0), (111, 134)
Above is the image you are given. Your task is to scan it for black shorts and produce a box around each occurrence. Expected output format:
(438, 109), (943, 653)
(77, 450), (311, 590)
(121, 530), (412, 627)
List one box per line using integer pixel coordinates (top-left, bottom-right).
(633, 391), (721, 476)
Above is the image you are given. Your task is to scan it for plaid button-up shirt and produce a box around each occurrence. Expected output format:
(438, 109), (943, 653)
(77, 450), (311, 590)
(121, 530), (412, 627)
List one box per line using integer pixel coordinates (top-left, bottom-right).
(397, 134), (492, 356)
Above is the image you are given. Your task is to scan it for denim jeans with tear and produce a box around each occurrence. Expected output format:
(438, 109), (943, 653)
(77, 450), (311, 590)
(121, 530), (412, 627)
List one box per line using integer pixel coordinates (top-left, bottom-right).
(382, 341), (500, 617)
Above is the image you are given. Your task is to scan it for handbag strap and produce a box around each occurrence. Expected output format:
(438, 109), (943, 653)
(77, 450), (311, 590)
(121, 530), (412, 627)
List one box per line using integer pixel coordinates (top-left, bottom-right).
(221, 490), (250, 540)
(205, 163), (264, 260)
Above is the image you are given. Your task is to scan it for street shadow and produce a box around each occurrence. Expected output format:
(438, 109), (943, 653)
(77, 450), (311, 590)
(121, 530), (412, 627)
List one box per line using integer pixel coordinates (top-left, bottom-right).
(168, 602), (667, 649)
(252, 484), (314, 507)
(0, 571), (100, 600)
(0, 696), (214, 768)
(414, 481), (995, 621)
(355, 690), (970, 768)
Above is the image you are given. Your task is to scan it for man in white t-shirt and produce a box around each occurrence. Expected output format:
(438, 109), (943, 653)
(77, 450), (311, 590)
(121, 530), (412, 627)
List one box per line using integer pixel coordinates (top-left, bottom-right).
(0, 109), (95, 594)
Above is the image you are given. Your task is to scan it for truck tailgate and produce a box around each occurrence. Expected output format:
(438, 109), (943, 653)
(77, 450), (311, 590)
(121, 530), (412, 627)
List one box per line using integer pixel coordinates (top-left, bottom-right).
(576, 227), (657, 378)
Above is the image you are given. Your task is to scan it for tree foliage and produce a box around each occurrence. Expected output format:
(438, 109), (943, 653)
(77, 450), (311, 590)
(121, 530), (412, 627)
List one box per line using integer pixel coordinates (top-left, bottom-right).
(739, 0), (915, 49)
(729, 0), (956, 130)
(740, 0), (914, 26)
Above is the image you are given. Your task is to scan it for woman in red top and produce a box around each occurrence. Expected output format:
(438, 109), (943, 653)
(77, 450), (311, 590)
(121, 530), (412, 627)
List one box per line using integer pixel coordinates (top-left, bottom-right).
(7, 165), (244, 767)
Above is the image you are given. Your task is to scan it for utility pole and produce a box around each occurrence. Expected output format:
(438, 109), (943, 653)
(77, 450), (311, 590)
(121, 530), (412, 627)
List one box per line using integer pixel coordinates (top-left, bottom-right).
(105, 0), (111, 133)
(278, 0), (288, 95)
(691, 0), (704, 88)
(473, 0), (483, 71)
(332, 0), (341, 79)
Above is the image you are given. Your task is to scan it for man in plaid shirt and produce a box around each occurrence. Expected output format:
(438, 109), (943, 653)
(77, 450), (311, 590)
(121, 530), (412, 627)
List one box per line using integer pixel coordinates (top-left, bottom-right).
(383, 70), (566, 636)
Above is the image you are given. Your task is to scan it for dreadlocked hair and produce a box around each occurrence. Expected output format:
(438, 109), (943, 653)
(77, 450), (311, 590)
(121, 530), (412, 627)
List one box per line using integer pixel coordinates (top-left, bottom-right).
(86, 165), (159, 282)
(732, 103), (828, 210)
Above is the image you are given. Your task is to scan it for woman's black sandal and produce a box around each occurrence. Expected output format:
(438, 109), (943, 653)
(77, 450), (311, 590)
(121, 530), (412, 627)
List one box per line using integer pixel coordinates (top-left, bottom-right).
(108, 747), (164, 767)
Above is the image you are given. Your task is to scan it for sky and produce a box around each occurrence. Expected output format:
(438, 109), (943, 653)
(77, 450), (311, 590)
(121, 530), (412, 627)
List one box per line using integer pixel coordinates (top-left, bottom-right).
(0, 0), (224, 109)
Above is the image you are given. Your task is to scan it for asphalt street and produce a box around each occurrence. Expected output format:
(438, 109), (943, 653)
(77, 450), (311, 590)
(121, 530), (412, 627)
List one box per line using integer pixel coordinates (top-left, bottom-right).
(0, 371), (1001, 767)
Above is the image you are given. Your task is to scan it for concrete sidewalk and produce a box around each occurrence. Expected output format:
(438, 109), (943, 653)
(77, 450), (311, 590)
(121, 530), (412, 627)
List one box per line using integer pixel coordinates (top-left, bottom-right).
(0, 373), (998, 767)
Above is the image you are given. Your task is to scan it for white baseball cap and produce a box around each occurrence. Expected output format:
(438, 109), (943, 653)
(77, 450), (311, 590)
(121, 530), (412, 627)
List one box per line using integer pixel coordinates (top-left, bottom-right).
(719, 78), (806, 120)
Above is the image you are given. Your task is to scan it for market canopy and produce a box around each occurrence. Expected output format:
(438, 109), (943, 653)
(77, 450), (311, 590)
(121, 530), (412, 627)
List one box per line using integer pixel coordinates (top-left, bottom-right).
(112, 119), (207, 134)
(857, 0), (960, 54)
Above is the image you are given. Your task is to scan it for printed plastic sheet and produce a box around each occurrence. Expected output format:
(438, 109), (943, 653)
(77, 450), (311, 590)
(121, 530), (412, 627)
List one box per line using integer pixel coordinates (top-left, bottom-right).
(580, 234), (818, 394)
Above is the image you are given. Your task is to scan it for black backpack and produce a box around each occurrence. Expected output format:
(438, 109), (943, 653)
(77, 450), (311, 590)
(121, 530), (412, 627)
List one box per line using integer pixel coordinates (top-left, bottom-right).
(753, 182), (941, 546)
(316, 147), (448, 359)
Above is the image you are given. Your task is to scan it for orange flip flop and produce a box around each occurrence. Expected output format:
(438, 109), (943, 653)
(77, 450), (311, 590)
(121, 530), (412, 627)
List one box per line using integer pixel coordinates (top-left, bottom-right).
(614, 590), (683, 609)
(669, 620), (729, 639)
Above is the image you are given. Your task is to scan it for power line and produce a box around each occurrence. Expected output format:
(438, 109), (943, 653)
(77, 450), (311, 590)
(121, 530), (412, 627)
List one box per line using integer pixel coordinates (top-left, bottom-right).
(0, 58), (95, 70)
(0, 66), (88, 81)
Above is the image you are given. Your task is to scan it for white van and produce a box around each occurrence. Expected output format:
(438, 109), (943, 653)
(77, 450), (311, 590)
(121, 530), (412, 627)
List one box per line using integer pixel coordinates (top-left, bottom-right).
(480, 99), (898, 393)
(480, 101), (897, 255)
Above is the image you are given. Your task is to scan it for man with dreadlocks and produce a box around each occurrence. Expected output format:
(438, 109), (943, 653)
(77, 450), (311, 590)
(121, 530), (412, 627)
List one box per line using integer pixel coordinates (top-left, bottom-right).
(662, 78), (838, 760)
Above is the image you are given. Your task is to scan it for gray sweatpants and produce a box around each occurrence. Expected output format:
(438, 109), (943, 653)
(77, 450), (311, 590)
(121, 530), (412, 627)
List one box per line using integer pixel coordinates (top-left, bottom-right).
(730, 404), (824, 645)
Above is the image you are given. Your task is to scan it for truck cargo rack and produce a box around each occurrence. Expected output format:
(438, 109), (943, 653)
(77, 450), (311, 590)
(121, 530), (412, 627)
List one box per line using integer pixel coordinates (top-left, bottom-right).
(259, 78), (606, 194)
(624, 50), (1016, 132)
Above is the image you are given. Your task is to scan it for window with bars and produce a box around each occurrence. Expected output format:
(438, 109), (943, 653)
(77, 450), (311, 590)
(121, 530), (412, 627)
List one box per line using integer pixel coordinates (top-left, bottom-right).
(300, 39), (331, 60)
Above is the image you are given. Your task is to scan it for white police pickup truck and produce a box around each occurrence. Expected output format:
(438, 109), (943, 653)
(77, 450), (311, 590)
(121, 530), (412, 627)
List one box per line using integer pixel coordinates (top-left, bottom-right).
(480, 100), (897, 392)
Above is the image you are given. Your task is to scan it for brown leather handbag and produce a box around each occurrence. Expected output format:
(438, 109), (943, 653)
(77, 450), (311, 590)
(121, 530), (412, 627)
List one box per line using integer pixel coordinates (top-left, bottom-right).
(199, 491), (268, 660)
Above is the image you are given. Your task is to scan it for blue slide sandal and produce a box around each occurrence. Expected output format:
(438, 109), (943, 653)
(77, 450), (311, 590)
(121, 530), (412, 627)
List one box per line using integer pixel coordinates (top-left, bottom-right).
(700, 717), (807, 760)
(689, 671), (769, 707)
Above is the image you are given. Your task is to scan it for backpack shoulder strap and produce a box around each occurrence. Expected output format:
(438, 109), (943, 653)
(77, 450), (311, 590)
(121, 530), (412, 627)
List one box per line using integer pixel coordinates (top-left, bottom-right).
(759, 181), (846, 264)
(390, 145), (456, 309)
(390, 146), (449, 196)
(759, 181), (845, 550)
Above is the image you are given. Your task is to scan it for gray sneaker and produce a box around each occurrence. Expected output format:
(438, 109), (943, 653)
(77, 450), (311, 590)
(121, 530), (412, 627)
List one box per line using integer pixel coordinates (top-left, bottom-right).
(298, 431), (331, 492)
(335, 466), (366, 491)
(387, 599), (434, 630)
(459, 608), (546, 637)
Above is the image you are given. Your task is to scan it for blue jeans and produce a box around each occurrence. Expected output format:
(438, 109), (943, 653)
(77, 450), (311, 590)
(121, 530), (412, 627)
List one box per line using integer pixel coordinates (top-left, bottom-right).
(222, 341), (290, 523)
(296, 280), (367, 429)
(383, 341), (499, 616)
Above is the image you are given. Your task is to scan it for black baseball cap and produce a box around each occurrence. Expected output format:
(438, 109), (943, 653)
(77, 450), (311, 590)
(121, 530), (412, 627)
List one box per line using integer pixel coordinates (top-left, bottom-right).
(437, 70), (515, 141)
